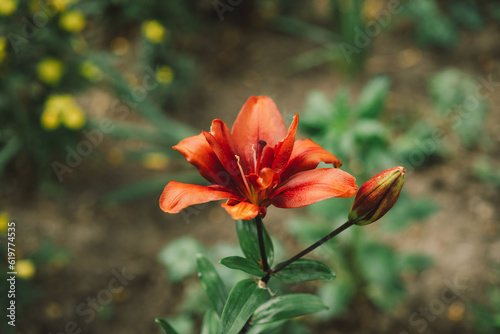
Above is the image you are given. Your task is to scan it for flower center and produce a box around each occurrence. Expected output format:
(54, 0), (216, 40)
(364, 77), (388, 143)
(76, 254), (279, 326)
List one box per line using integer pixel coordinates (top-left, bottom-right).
(251, 140), (267, 173)
(235, 155), (254, 201)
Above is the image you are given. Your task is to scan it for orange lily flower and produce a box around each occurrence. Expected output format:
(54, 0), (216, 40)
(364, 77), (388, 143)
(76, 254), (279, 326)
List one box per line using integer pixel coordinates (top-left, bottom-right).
(160, 96), (358, 220)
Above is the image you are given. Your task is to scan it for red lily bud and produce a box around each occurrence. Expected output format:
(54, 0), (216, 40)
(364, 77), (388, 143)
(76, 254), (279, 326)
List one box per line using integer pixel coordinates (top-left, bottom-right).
(348, 166), (406, 226)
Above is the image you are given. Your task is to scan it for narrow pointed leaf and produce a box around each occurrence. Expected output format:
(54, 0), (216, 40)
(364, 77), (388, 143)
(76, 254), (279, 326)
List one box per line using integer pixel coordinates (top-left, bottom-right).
(252, 294), (328, 324)
(220, 256), (266, 277)
(235, 219), (274, 266)
(201, 309), (222, 334)
(355, 75), (390, 119)
(196, 254), (228, 316)
(272, 259), (336, 283)
(155, 318), (180, 334)
(221, 279), (269, 334)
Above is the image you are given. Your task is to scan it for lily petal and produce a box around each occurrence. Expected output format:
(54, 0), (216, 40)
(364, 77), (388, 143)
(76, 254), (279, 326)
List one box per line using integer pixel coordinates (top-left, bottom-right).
(280, 139), (342, 181)
(203, 130), (241, 182)
(221, 201), (260, 220)
(232, 96), (287, 164)
(210, 119), (245, 168)
(160, 181), (243, 213)
(260, 146), (275, 169)
(272, 112), (299, 173)
(173, 133), (226, 185)
(269, 168), (357, 208)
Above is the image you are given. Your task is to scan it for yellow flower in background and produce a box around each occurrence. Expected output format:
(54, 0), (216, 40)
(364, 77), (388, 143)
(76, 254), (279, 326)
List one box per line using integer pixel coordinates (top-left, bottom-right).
(62, 105), (86, 129)
(0, 37), (7, 64)
(141, 153), (170, 170)
(142, 20), (168, 43)
(0, 0), (17, 16)
(37, 58), (64, 85)
(0, 211), (9, 233)
(46, 94), (72, 110)
(156, 66), (174, 84)
(80, 61), (103, 82)
(17, 260), (36, 280)
(41, 94), (86, 130)
(60, 10), (86, 33)
(41, 108), (61, 130)
(52, 0), (77, 12)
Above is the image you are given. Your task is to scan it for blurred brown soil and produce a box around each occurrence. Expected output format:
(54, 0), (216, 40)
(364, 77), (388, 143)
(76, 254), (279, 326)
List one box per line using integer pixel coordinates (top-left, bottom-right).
(4, 22), (500, 334)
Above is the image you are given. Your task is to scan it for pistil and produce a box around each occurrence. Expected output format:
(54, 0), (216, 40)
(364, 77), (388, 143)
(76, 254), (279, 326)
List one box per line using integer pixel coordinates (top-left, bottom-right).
(235, 155), (253, 201)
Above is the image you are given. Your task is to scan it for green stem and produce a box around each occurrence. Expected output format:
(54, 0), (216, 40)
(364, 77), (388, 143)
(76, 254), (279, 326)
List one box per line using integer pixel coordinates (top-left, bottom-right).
(255, 215), (270, 274)
(262, 220), (353, 283)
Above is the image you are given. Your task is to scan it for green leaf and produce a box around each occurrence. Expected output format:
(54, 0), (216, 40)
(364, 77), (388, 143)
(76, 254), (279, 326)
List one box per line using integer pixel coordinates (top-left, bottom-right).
(252, 294), (328, 324)
(398, 254), (433, 273)
(201, 309), (222, 334)
(246, 321), (287, 334)
(381, 194), (439, 232)
(404, 0), (458, 48)
(272, 259), (336, 283)
(235, 219), (274, 266)
(355, 75), (391, 119)
(157, 236), (205, 282)
(247, 319), (311, 334)
(0, 135), (21, 175)
(221, 279), (269, 334)
(316, 278), (356, 319)
(356, 241), (406, 311)
(196, 254), (228, 316)
(301, 90), (334, 131)
(155, 318), (180, 334)
(220, 256), (266, 277)
(449, 1), (484, 30)
(428, 67), (489, 147)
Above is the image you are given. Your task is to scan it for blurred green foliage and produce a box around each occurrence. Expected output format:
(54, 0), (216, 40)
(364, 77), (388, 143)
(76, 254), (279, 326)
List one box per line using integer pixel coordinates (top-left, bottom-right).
(1, 0), (496, 192)
(288, 75), (440, 318)
(287, 69), (490, 322)
(268, 0), (499, 72)
(155, 69), (492, 331)
(1, 0), (498, 332)
(471, 266), (500, 333)
(0, 234), (70, 334)
(0, 0), (196, 191)
(402, 0), (498, 49)
(428, 67), (490, 148)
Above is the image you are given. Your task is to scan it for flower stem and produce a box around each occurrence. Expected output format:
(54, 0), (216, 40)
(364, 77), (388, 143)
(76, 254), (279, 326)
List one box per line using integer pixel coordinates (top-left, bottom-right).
(262, 220), (353, 283)
(255, 215), (270, 274)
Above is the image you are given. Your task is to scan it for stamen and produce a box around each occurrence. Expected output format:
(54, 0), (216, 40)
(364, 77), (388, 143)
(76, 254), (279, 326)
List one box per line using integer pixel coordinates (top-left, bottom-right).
(235, 155), (252, 197)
